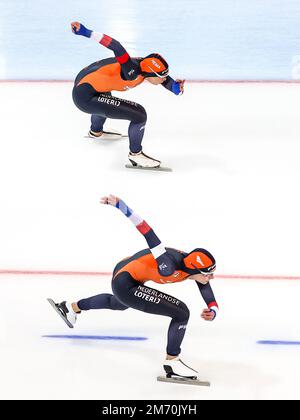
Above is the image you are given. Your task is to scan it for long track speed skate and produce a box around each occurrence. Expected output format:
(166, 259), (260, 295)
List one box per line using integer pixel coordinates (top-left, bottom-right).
(47, 298), (76, 328)
(157, 357), (210, 386)
(157, 375), (210, 386)
(125, 164), (172, 172)
(126, 151), (172, 172)
(85, 129), (128, 140)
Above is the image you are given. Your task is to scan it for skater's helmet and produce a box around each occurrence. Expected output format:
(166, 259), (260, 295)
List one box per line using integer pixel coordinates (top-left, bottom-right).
(183, 248), (216, 275)
(140, 53), (169, 78)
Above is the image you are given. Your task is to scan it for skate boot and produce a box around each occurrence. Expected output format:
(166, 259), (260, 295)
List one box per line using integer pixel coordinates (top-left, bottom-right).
(87, 129), (124, 140)
(47, 299), (78, 328)
(163, 357), (198, 379)
(128, 150), (161, 168)
(88, 130), (103, 138)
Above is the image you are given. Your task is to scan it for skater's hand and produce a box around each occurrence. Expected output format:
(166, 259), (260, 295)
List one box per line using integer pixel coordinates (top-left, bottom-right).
(100, 194), (119, 207)
(101, 195), (134, 220)
(176, 79), (185, 93)
(201, 308), (216, 321)
(71, 22), (92, 38)
(171, 79), (185, 95)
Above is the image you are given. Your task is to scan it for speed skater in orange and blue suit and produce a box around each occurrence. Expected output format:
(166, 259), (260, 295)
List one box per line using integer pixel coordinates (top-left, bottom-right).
(50, 195), (219, 378)
(71, 22), (185, 169)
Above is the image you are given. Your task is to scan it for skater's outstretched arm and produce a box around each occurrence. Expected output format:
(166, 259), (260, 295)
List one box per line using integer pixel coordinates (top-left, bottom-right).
(101, 194), (176, 276)
(71, 22), (140, 81)
(196, 281), (219, 321)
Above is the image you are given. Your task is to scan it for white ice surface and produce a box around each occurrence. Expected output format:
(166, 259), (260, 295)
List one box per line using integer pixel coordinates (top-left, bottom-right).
(0, 82), (300, 400)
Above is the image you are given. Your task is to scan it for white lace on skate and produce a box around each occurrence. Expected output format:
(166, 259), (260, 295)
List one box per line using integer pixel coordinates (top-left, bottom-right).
(163, 357), (198, 379)
(128, 151), (161, 168)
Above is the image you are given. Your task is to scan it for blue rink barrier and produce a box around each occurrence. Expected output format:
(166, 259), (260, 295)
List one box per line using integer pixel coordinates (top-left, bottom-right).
(257, 340), (300, 346)
(43, 334), (148, 340)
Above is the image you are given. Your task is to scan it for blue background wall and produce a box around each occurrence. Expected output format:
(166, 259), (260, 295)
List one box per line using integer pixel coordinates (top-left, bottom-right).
(2, 0), (300, 80)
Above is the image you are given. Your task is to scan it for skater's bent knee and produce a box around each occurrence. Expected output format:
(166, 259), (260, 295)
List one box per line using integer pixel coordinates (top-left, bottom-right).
(141, 107), (147, 122)
(133, 106), (147, 123)
(175, 304), (190, 323)
(110, 296), (128, 311)
(112, 301), (128, 311)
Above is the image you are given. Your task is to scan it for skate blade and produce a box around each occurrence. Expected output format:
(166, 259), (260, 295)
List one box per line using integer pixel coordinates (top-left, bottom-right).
(84, 130), (127, 140)
(125, 164), (172, 172)
(47, 298), (74, 329)
(102, 130), (127, 137)
(157, 375), (210, 387)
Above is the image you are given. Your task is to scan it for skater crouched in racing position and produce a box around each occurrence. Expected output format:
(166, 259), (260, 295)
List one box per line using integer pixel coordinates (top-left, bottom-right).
(49, 195), (218, 381)
(71, 22), (185, 169)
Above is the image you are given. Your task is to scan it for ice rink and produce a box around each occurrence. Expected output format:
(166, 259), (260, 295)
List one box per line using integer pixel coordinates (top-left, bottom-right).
(0, 81), (300, 400)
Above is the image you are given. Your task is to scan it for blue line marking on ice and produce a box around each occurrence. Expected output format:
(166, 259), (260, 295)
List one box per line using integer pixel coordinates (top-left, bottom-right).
(43, 335), (148, 341)
(257, 340), (300, 345)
